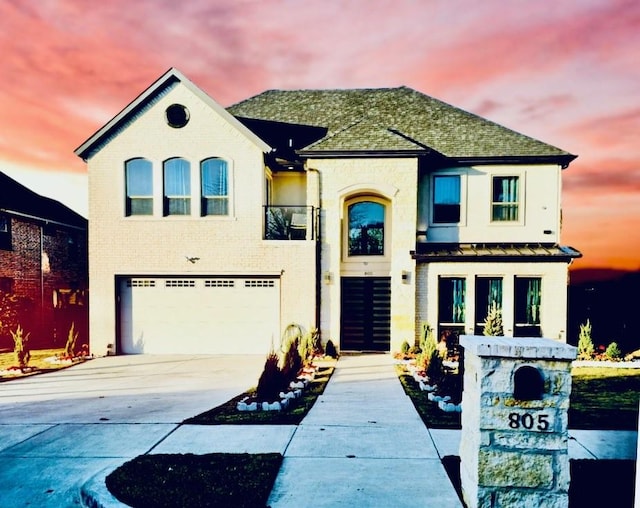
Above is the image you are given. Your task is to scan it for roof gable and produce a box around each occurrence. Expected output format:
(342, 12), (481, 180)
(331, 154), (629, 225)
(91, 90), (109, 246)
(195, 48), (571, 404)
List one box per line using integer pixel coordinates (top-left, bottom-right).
(75, 68), (271, 160)
(228, 87), (576, 164)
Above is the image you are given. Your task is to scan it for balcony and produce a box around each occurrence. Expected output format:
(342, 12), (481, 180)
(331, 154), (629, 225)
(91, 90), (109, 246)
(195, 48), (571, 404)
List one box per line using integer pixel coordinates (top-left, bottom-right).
(264, 205), (315, 240)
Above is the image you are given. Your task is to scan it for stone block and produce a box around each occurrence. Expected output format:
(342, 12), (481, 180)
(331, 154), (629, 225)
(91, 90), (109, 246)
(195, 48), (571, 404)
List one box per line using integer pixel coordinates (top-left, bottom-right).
(478, 450), (554, 488)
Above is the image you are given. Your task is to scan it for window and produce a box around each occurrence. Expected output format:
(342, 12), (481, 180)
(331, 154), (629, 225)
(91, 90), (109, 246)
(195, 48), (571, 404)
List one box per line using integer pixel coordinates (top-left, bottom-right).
(125, 159), (153, 216)
(492, 176), (519, 221)
(433, 175), (460, 223)
(438, 277), (466, 345)
(201, 158), (228, 216)
(0, 215), (11, 250)
(348, 201), (385, 256)
(165, 104), (190, 128)
(475, 277), (503, 334)
(164, 158), (191, 215)
(514, 277), (541, 336)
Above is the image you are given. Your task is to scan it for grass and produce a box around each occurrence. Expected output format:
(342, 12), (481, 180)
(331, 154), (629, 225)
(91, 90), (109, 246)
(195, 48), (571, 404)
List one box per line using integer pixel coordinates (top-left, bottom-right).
(569, 366), (640, 430)
(0, 348), (88, 380)
(106, 453), (283, 508)
(397, 364), (640, 431)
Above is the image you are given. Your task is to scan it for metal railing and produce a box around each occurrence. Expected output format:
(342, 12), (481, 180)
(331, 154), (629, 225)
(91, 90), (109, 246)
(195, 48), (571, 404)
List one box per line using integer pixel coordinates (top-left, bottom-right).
(263, 205), (315, 240)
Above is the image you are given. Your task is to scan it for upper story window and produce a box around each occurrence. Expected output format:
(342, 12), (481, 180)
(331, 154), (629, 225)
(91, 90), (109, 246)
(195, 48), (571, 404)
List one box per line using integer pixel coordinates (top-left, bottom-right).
(433, 175), (461, 223)
(348, 201), (385, 256)
(125, 158), (153, 216)
(0, 215), (11, 250)
(163, 158), (191, 216)
(201, 158), (228, 216)
(492, 176), (520, 222)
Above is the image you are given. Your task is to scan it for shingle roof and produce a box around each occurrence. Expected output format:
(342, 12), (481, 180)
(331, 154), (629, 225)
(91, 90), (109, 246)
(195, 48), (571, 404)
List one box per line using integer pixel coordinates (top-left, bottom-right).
(0, 171), (86, 228)
(228, 87), (576, 163)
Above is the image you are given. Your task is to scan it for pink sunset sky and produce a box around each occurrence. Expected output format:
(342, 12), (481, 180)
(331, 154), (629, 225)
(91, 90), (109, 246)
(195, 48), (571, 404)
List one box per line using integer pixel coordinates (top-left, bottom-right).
(0, 0), (638, 271)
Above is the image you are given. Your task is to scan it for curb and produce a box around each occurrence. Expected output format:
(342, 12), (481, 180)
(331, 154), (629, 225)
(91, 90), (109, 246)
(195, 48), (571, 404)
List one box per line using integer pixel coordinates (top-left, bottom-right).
(79, 466), (127, 508)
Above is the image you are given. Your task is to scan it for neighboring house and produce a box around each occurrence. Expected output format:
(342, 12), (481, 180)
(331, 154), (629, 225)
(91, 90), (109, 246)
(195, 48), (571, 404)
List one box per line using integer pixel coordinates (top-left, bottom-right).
(76, 68), (580, 356)
(0, 171), (88, 350)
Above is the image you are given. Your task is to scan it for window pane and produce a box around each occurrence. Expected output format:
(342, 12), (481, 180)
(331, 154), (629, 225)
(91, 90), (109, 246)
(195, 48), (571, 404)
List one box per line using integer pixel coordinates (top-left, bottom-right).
(492, 176), (519, 221)
(475, 277), (502, 332)
(125, 159), (153, 216)
(201, 159), (228, 216)
(164, 158), (191, 216)
(515, 277), (541, 337)
(348, 201), (384, 256)
(433, 175), (461, 223)
(439, 277), (466, 324)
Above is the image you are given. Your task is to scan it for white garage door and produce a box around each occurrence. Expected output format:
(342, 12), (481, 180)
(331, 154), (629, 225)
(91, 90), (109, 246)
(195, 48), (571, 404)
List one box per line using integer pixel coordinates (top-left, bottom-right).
(118, 277), (280, 354)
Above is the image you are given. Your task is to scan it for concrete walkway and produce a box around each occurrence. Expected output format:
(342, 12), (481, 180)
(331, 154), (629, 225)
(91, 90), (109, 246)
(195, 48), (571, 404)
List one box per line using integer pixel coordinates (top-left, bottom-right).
(267, 354), (462, 507)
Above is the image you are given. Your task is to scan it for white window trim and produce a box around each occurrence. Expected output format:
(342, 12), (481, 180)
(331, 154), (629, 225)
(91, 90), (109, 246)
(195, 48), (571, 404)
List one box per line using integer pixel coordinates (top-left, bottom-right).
(489, 172), (526, 226)
(429, 171), (467, 228)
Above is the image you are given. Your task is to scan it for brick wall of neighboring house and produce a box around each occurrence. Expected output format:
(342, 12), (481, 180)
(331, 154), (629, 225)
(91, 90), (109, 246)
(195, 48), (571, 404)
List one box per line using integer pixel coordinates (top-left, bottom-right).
(0, 216), (88, 351)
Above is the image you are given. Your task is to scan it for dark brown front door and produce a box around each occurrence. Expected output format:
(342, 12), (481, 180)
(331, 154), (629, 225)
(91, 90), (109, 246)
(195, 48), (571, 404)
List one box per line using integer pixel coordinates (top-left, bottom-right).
(340, 277), (391, 352)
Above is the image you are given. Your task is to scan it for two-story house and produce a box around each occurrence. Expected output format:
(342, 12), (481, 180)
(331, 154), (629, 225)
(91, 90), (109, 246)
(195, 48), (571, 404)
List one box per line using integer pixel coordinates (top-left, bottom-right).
(0, 171), (88, 350)
(76, 68), (580, 356)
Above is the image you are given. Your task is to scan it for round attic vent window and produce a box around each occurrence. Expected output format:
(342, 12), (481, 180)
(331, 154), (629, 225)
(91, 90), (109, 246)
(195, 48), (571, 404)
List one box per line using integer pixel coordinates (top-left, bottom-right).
(165, 104), (190, 128)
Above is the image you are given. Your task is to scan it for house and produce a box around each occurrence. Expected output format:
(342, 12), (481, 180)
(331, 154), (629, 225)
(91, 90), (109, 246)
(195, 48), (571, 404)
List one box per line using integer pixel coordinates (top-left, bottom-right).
(0, 171), (88, 350)
(75, 68), (580, 356)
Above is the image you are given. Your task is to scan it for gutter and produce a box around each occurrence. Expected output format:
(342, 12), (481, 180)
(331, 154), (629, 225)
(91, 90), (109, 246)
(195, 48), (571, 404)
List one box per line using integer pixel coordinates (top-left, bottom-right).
(0, 208), (86, 231)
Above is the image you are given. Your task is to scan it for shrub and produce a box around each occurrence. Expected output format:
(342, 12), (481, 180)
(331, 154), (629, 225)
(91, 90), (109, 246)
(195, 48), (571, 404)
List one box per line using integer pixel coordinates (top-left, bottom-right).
(298, 327), (318, 365)
(325, 339), (337, 358)
(64, 322), (79, 358)
(400, 340), (411, 355)
(578, 320), (595, 360)
(425, 349), (443, 385)
(281, 337), (303, 383)
(482, 302), (504, 336)
(416, 323), (436, 372)
(256, 350), (285, 402)
(11, 324), (31, 372)
(605, 342), (622, 361)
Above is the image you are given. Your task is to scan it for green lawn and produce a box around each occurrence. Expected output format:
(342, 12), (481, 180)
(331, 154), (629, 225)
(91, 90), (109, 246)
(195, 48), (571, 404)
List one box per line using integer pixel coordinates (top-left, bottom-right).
(397, 364), (640, 430)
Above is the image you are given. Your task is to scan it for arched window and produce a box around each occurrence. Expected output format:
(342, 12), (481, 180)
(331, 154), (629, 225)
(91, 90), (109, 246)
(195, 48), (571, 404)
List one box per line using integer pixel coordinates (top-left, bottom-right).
(163, 158), (191, 216)
(201, 158), (228, 216)
(125, 158), (153, 216)
(347, 201), (385, 256)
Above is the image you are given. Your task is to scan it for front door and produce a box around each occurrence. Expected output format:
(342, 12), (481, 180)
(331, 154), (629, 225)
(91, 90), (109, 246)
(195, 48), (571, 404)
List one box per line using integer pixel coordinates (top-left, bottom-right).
(340, 276), (391, 352)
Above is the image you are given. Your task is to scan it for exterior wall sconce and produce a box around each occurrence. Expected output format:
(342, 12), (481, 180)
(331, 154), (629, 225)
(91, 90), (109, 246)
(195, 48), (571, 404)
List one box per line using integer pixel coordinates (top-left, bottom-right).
(323, 271), (333, 285)
(401, 270), (411, 284)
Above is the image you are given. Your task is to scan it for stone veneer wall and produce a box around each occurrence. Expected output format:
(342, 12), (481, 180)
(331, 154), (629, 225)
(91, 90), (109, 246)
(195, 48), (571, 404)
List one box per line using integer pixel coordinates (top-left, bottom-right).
(459, 335), (576, 508)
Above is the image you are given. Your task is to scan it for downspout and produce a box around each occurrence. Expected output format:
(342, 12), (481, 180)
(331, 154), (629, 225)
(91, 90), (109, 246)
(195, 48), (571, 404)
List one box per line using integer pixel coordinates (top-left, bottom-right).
(307, 167), (322, 338)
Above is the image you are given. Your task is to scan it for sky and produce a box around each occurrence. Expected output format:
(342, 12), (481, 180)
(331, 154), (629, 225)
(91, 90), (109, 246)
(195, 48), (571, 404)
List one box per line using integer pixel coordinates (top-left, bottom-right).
(0, 0), (638, 271)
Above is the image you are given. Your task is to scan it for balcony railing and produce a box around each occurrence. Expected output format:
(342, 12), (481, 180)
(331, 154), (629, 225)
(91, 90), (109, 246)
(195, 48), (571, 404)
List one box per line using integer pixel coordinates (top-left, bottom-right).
(264, 205), (314, 240)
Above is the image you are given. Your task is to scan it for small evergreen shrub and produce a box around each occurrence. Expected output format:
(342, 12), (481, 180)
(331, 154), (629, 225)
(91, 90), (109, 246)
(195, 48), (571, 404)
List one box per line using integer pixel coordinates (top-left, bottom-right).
(400, 340), (411, 355)
(578, 320), (595, 360)
(256, 351), (285, 402)
(416, 322), (436, 372)
(605, 342), (622, 361)
(426, 349), (443, 385)
(64, 322), (79, 358)
(11, 324), (30, 372)
(325, 339), (337, 358)
(281, 337), (303, 383)
(482, 302), (504, 336)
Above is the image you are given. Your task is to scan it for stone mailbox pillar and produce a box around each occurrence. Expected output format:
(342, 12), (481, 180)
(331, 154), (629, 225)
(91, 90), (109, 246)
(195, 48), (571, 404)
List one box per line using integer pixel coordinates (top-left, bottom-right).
(459, 336), (577, 508)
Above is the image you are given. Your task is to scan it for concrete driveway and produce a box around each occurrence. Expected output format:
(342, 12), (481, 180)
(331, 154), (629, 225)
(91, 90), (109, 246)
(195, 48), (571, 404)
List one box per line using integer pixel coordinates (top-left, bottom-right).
(0, 354), (265, 507)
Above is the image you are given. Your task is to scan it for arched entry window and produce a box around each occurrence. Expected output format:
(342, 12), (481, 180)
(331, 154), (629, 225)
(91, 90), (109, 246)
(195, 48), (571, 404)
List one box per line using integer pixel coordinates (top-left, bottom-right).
(347, 200), (385, 256)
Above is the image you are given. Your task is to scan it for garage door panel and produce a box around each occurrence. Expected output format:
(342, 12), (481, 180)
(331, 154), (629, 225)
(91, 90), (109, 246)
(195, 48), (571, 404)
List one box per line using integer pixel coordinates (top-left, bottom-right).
(119, 277), (279, 354)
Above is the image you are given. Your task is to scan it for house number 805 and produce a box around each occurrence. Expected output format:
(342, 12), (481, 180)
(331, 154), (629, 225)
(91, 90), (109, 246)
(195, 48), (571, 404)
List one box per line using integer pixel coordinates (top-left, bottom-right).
(508, 412), (550, 431)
